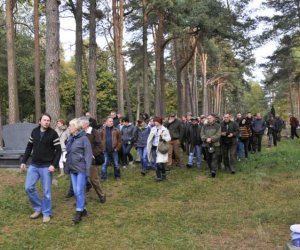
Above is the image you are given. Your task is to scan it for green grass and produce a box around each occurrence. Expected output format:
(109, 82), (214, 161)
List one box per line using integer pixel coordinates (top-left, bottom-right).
(1, 138), (300, 249)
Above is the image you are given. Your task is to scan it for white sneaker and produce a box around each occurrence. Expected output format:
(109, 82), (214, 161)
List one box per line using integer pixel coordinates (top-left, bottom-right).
(43, 216), (51, 223)
(123, 165), (127, 169)
(30, 211), (41, 219)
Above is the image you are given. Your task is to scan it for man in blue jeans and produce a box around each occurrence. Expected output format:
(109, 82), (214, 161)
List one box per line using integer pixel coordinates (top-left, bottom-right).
(20, 113), (61, 223)
(99, 117), (122, 180)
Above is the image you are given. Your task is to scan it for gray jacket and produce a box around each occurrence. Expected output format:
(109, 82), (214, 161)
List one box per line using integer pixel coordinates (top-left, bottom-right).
(65, 130), (93, 176)
(121, 124), (137, 144)
(135, 125), (151, 147)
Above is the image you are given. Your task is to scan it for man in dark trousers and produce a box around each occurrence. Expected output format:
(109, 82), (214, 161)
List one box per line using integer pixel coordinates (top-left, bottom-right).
(201, 114), (221, 178)
(252, 113), (266, 152)
(165, 113), (183, 169)
(220, 114), (239, 174)
(20, 113), (61, 223)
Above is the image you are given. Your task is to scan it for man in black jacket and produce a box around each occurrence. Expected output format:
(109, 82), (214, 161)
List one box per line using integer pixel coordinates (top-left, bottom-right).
(20, 113), (61, 223)
(220, 113), (239, 174)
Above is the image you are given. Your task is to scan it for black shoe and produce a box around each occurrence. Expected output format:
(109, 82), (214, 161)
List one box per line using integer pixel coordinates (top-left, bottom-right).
(141, 170), (146, 176)
(186, 164), (192, 168)
(155, 177), (163, 182)
(100, 194), (106, 204)
(65, 192), (74, 199)
(81, 209), (88, 217)
(162, 174), (166, 180)
(211, 172), (216, 178)
(231, 171), (235, 175)
(72, 211), (82, 224)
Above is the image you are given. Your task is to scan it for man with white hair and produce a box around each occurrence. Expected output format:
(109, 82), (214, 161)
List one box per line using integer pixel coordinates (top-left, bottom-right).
(80, 117), (106, 203)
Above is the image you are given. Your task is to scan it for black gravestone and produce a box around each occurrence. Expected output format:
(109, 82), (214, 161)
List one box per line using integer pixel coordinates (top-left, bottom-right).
(0, 122), (37, 168)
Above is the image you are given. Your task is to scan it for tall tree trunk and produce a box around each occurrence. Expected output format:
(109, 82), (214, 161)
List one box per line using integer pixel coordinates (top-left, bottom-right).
(0, 93), (3, 148)
(191, 50), (198, 115)
(142, 0), (149, 114)
(88, 0), (97, 118)
(136, 78), (140, 121)
(34, 0), (41, 123)
(45, 0), (60, 123)
(289, 80), (294, 115)
(184, 66), (192, 114)
(154, 11), (164, 116)
(112, 0), (125, 115)
(75, 0), (83, 117)
(6, 0), (19, 123)
(297, 82), (300, 117)
(199, 52), (208, 115)
(160, 44), (166, 116)
(174, 39), (184, 117)
(123, 63), (133, 121)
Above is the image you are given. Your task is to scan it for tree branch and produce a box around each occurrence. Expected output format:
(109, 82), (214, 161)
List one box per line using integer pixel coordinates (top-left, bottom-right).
(15, 22), (34, 34)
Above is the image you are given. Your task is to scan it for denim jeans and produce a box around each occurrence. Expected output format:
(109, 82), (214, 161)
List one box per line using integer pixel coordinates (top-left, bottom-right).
(25, 165), (52, 216)
(187, 145), (202, 167)
(101, 151), (120, 180)
(122, 143), (133, 165)
(137, 146), (148, 171)
(71, 172), (86, 211)
(240, 138), (249, 158)
(237, 138), (243, 159)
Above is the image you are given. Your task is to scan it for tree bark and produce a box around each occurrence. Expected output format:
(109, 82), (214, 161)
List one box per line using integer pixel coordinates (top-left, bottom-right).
(191, 49), (198, 115)
(45, 0), (60, 123)
(34, 0), (41, 123)
(123, 63), (133, 122)
(289, 79), (294, 115)
(75, 0), (83, 117)
(174, 39), (183, 117)
(112, 0), (125, 115)
(199, 51), (208, 115)
(142, 0), (149, 115)
(6, 0), (19, 123)
(88, 0), (97, 118)
(153, 11), (164, 116)
(0, 93), (3, 148)
(136, 78), (140, 121)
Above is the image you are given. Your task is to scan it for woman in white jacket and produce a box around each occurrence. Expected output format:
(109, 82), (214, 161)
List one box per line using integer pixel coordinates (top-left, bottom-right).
(147, 117), (171, 181)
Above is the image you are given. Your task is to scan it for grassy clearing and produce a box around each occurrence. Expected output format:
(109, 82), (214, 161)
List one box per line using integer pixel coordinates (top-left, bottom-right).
(0, 138), (300, 249)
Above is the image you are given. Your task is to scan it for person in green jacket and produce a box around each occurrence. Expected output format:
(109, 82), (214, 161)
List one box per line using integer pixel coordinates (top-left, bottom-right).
(201, 114), (221, 178)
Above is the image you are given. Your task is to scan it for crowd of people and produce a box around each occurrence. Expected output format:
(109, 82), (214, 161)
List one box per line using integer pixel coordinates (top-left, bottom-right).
(20, 111), (298, 224)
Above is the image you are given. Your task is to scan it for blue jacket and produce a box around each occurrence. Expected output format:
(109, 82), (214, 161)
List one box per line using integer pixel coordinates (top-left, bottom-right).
(65, 130), (93, 176)
(135, 125), (151, 147)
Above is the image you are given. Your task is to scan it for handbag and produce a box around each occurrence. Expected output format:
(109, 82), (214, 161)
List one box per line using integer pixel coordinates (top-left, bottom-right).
(157, 136), (169, 154)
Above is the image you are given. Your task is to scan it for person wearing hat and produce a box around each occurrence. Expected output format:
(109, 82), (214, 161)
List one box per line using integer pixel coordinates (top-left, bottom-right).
(164, 113), (183, 169)
(147, 116), (171, 181)
(201, 114), (221, 178)
(186, 116), (203, 168)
